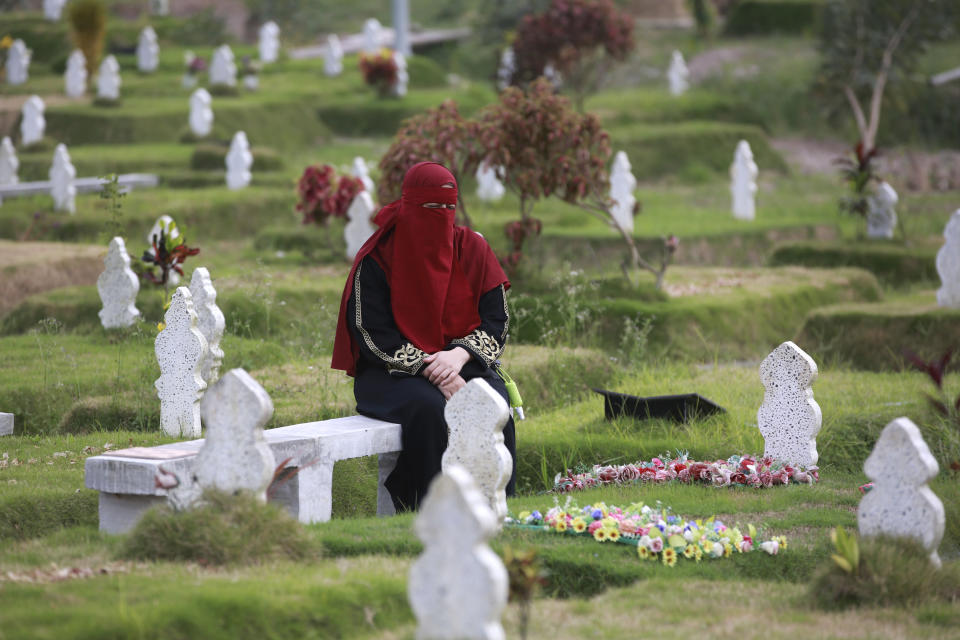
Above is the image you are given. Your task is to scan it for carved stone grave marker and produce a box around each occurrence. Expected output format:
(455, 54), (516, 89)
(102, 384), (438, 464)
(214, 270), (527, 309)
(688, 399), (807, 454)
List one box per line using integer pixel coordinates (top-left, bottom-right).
(49, 143), (76, 214)
(363, 18), (382, 54)
(730, 140), (758, 221)
(866, 181), (898, 239)
(65, 50), (87, 98)
(96, 55), (122, 101)
(609, 150), (637, 233)
(97, 237), (141, 329)
(352, 156), (375, 194)
(226, 131), (252, 190)
(324, 35), (343, 77)
(344, 191), (377, 261)
(0, 136), (19, 187)
(476, 164), (505, 203)
(137, 26), (160, 73)
(189, 267), (225, 386)
(210, 45), (237, 88)
(155, 287), (208, 438)
(936, 209), (960, 308)
(21, 96), (46, 147)
(259, 21), (280, 64)
(6, 39), (30, 86)
(667, 50), (688, 96)
(188, 88), (213, 138)
(757, 341), (821, 468)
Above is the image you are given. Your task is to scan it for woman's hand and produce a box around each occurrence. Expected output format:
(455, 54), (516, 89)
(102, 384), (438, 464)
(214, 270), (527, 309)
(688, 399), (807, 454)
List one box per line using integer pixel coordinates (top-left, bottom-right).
(437, 374), (466, 400)
(422, 347), (471, 386)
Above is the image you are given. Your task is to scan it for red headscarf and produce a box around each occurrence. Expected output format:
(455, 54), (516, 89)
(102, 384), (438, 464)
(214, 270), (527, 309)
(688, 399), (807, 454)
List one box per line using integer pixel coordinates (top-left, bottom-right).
(331, 162), (510, 376)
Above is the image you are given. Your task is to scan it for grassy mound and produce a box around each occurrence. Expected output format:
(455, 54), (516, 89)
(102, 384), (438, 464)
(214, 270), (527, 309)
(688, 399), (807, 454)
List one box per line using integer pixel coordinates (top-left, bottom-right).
(586, 89), (767, 130)
(768, 240), (940, 287)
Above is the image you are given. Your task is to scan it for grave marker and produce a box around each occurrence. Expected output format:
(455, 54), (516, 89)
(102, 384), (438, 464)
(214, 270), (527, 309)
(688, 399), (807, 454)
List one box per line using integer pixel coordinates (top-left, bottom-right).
(20, 96), (45, 147)
(155, 287), (208, 438)
(866, 181), (898, 239)
(609, 151), (637, 233)
(6, 39), (30, 86)
(859, 417), (945, 567)
(757, 341), (821, 468)
(0, 413), (12, 436)
(64, 50), (87, 98)
(96, 55), (122, 101)
(137, 26), (160, 73)
(259, 22), (281, 64)
(496, 48), (514, 91)
(344, 191), (377, 261)
(324, 35), (344, 76)
(225, 131), (252, 190)
(475, 164), (505, 203)
(0, 137), (19, 188)
(936, 210), (960, 308)
(730, 140), (758, 221)
(363, 18), (383, 53)
(49, 143), (76, 214)
(97, 237), (141, 329)
(393, 52), (408, 97)
(667, 50), (688, 96)
(189, 267), (225, 386)
(44, 0), (67, 20)
(441, 378), (512, 525)
(409, 465), (508, 640)
(210, 45), (237, 88)
(188, 88), (213, 138)
(352, 157), (375, 193)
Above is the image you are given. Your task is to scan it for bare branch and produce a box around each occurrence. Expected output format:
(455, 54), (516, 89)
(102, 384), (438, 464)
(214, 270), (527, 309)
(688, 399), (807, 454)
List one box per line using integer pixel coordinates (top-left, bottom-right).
(865, 5), (921, 149)
(843, 85), (869, 142)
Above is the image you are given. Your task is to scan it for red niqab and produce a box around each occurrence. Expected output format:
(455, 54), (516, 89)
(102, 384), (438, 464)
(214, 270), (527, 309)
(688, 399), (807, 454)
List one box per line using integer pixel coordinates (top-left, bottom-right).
(331, 162), (509, 376)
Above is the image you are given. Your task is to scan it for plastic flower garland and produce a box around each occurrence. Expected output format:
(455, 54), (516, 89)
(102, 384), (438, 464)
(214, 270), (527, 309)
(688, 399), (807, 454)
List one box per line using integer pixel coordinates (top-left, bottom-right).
(552, 452), (818, 494)
(507, 499), (787, 566)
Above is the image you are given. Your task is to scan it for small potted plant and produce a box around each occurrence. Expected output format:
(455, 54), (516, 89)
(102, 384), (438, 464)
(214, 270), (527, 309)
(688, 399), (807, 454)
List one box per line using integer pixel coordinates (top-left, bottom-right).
(358, 48), (399, 98)
(182, 50), (206, 89)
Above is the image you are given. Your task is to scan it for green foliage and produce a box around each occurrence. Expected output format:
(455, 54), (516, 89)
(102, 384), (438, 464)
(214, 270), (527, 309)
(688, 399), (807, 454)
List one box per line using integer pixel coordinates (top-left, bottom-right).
(768, 241), (939, 286)
(99, 173), (126, 242)
(189, 144), (284, 172)
(811, 534), (960, 609)
(0, 490), (98, 541)
(829, 526), (859, 573)
(687, 0), (717, 38)
(120, 490), (319, 565)
(725, 0), (825, 36)
(67, 0), (106, 79)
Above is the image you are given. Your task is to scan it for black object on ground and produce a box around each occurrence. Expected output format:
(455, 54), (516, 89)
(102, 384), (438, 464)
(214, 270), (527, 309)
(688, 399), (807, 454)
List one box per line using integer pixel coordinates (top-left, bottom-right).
(592, 388), (726, 423)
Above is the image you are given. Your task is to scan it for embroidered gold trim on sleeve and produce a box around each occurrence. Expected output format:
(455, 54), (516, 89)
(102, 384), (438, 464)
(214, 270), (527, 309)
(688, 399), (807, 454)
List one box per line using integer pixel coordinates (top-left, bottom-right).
(354, 261), (426, 375)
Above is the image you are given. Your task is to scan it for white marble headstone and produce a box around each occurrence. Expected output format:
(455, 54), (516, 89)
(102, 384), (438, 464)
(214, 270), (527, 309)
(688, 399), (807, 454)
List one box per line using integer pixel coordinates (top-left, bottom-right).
(393, 51), (408, 97)
(441, 378), (512, 525)
(344, 191), (377, 261)
(667, 50), (689, 96)
(609, 150), (637, 233)
(49, 143), (76, 214)
(730, 140), (758, 221)
(324, 35), (344, 77)
(189, 267), (225, 386)
(0, 413), (12, 436)
(352, 157), (375, 194)
(225, 131), (252, 190)
(757, 341), (821, 468)
(188, 88), (213, 138)
(20, 95), (45, 147)
(936, 210), (960, 308)
(209, 45), (237, 87)
(44, 0), (67, 20)
(866, 181), (898, 239)
(476, 164), (505, 203)
(137, 26), (160, 73)
(496, 47), (515, 92)
(859, 417), (945, 567)
(258, 21), (280, 64)
(362, 18), (383, 54)
(97, 237), (141, 329)
(64, 50), (87, 98)
(409, 465), (508, 640)
(194, 369), (276, 501)
(155, 287), (208, 438)
(6, 39), (30, 86)
(0, 136), (19, 187)
(96, 55), (121, 100)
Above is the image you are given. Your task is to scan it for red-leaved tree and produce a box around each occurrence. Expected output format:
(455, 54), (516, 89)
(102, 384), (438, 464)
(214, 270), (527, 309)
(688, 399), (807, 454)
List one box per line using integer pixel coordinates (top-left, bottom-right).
(511, 0), (634, 110)
(377, 100), (485, 227)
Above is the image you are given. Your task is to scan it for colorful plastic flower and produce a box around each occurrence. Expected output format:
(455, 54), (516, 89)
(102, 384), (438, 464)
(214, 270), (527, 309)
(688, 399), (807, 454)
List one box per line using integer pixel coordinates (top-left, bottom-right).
(571, 517), (587, 533)
(638, 545), (649, 560)
(593, 527), (608, 542)
(606, 528), (620, 543)
(683, 545), (695, 559)
(662, 547), (677, 567)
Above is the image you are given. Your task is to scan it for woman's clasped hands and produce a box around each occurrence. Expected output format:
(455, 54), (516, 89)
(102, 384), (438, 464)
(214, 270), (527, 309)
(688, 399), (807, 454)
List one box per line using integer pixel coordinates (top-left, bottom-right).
(422, 347), (471, 399)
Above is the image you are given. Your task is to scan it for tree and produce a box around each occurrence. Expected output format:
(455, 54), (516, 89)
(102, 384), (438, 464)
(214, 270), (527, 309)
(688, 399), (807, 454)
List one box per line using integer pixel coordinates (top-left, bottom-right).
(377, 100), (485, 227)
(478, 78), (674, 288)
(818, 0), (958, 154)
(511, 0), (635, 110)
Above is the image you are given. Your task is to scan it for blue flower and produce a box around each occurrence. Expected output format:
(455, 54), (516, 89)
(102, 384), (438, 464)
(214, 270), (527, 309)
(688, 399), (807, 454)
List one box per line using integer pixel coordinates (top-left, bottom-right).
(531, 510), (542, 521)
(591, 509), (603, 520)
(667, 515), (677, 524)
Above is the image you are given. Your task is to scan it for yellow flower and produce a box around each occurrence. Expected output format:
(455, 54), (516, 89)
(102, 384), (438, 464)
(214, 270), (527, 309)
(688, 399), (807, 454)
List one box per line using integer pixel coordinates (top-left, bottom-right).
(777, 536), (788, 550)
(683, 545), (696, 559)
(593, 527), (607, 542)
(0, 36), (12, 49)
(694, 546), (703, 563)
(601, 517), (617, 528)
(606, 528), (620, 542)
(724, 543), (733, 558)
(638, 545), (649, 559)
(572, 517), (587, 533)
(555, 520), (567, 533)
(663, 548), (677, 567)
(157, 321), (166, 332)
(518, 510), (531, 521)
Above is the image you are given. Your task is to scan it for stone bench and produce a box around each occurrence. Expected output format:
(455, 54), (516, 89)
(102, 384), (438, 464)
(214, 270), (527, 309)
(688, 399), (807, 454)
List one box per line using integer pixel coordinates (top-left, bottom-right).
(84, 415), (401, 534)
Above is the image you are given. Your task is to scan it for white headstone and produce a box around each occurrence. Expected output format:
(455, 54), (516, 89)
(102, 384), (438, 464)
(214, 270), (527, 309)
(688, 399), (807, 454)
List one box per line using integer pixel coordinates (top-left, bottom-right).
(859, 417), (945, 568)
(730, 140), (758, 221)
(393, 51), (408, 97)
(209, 45), (237, 88)
(97, 237), (141, 329)
(155, 287), (208, 438)
(441, 379), (512, 525)
(137, 26), (160, 73)
(20, 96), (45, 147)
(189, 267), (225, 386)
(475, 164), (505, 203)
(243, 74), (259, 91)
(96, 55), (121, 100)
(49, 143), (76, 214)
(757, 341), (821, 468)
(150, 0), (169, 16)
(64, 50), (87, 98)
(609, 151), (637, 233)
(43, 0), (67, 20)
(0, 413), (12, 436)
(936, 210), (960, 308)
(0, 137), (19, 187)
(362, 18), (382, 54)
(225, 131), (252, 190)
(194, 369), (276, 501)
(6, 39), (30, 86)
(188, 88), (213, 138)
(543, 63), (562, 89)
(866, 181), (898, 239)
(352, 157), (375, 194)
(324, 35), (344, 77)
(258, 21), (281, 64)
(409, 465), (508, 640)
(146, 215), (181, 285)
(496, 47), (514, 91)
(344, 191), (377, 261)
(667, 50), (689, 96)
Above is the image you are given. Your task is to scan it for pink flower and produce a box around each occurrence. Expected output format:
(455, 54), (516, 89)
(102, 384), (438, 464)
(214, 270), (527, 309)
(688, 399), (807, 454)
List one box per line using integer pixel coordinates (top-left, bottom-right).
(678, 468), (691, 483)
(619, 519), (638, 535)
(597, 466), (618, 483)
(648, 537), (663, 553)
(618, 464), (641, 482)
(588, 520), (603, 534)
(654, 469), (671, 482)
(651, 457), (665, 469)
(741, 539), (753, 553)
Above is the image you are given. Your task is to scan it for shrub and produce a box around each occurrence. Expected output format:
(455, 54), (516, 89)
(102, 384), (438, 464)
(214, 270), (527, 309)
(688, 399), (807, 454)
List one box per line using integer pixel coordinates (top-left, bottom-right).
(359, 48), (399, 97)
(67, 0), (106, 80)
(296, 164), (364, 227)
(120, 490), (319, 565)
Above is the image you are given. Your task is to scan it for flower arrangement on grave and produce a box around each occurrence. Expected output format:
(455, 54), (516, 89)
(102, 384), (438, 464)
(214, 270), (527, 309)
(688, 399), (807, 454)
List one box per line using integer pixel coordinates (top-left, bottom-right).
(184, 51), (207, 76)
(551, 452), (819, 494)
(507, 499), (787, 566)
(358, 48), (398, 97)
(140, 223), (200, 293)
(296, 164), (365, 228)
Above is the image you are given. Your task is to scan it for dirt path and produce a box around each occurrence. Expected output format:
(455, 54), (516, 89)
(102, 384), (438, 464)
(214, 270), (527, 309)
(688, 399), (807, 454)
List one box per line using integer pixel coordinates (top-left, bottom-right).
(0, 241), (104, 316)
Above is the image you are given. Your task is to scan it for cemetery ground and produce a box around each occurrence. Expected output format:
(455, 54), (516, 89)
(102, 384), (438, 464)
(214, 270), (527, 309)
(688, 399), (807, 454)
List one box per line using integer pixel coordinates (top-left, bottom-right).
(2, 14), (960, 639)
